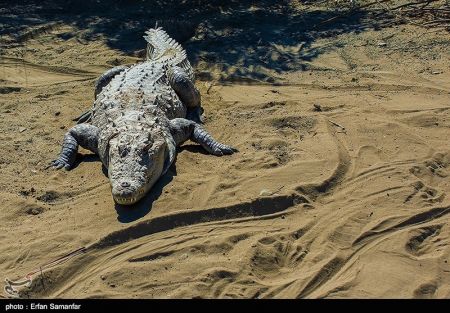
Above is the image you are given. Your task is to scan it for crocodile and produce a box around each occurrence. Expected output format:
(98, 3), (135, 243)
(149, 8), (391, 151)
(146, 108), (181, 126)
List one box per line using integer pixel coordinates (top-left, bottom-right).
(51, 26), (237, 205)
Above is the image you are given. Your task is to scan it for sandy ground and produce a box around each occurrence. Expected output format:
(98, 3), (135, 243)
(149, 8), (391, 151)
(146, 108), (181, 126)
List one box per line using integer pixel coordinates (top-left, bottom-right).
(1, 1), (450, 298)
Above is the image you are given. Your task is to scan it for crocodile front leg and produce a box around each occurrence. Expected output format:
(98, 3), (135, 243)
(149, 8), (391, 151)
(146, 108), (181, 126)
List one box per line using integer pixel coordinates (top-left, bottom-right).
(169, 118), (237, 156)
(51, 124), (99, 170)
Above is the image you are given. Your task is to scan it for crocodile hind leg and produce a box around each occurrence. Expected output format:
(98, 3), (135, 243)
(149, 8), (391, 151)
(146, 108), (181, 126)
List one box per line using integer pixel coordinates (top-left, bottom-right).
(51, 124), (99, 170)
(169, 118), (237, 156)
(73, 65), (128, 124)
(167, 66), (204, 123)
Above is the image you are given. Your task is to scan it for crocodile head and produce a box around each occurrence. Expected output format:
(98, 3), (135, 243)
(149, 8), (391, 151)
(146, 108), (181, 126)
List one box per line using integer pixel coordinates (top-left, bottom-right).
(107, 126), (169, 205)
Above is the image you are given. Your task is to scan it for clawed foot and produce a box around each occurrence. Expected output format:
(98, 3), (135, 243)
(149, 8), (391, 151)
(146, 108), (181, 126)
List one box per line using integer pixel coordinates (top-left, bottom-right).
(208, 144), (238, 156)
(50, 158), (72, 170)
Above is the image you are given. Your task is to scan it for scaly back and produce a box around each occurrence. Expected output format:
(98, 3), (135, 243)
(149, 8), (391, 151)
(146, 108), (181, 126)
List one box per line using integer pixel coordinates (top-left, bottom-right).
(144, 27), (194, 81)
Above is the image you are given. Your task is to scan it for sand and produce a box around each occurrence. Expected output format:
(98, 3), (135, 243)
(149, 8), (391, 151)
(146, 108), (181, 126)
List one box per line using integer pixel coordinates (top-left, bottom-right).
(1, 1), (450, 299)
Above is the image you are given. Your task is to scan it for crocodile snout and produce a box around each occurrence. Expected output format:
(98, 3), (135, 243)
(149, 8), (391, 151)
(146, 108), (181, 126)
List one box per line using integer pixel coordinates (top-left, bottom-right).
(112, 181), (143, 205)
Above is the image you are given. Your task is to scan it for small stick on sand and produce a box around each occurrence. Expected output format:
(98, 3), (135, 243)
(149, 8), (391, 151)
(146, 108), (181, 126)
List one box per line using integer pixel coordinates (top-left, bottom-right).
(328, 119), (347, 133)
(206, 82), (214, 94)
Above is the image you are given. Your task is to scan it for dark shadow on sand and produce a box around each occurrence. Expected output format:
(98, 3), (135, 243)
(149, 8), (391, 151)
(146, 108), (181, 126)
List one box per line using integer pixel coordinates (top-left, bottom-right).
(0, 0), (396, 83)
(71, 153), (99, 170)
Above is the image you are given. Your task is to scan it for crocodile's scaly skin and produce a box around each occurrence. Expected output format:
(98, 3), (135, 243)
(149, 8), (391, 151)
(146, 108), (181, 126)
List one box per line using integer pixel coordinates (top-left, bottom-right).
(52, 27), (237, 205)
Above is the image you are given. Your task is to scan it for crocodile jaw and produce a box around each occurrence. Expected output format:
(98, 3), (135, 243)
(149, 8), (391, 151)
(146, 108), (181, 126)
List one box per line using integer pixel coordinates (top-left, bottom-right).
(113, 187), (147, 205)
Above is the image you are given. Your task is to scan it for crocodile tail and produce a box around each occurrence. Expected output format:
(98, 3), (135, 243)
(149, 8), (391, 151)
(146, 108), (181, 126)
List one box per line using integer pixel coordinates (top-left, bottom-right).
(144, 27), (194, 80)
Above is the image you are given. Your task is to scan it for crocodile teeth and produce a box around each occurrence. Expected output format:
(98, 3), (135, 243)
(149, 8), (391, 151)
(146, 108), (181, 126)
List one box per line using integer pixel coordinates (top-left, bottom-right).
(115, 197), (137, 204)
